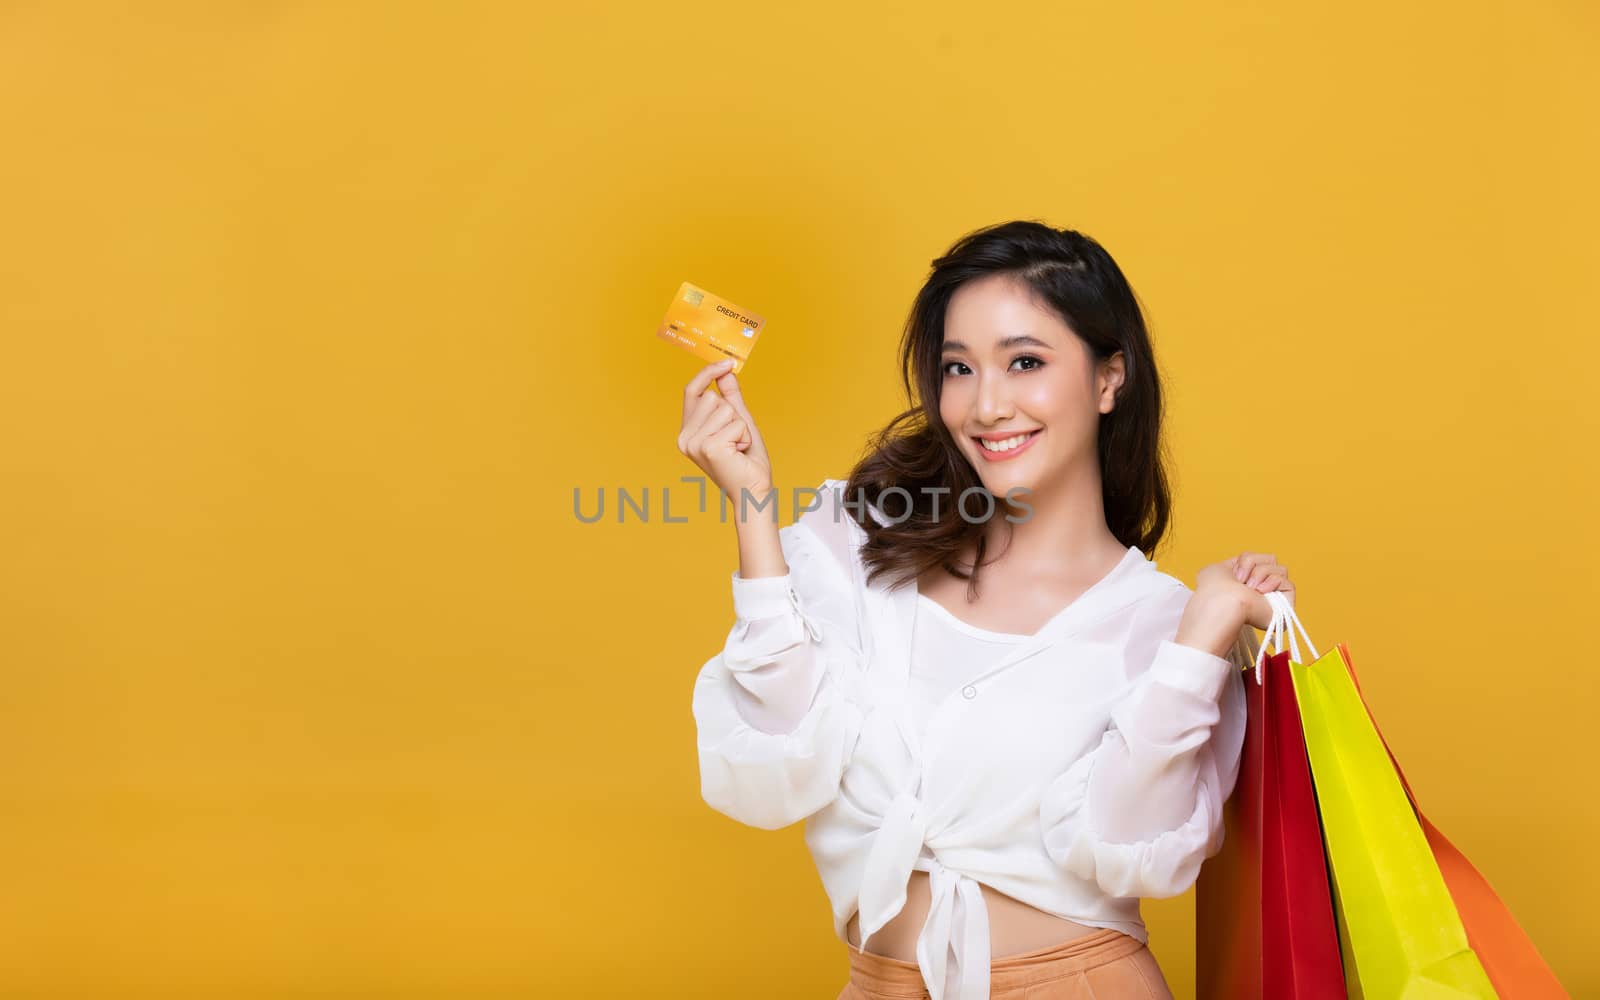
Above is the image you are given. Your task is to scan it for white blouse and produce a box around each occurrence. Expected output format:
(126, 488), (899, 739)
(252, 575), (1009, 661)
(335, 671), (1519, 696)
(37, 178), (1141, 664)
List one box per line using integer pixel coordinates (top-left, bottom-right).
(690, 479), (1247, 1000)
(909, 592), (1031, 750)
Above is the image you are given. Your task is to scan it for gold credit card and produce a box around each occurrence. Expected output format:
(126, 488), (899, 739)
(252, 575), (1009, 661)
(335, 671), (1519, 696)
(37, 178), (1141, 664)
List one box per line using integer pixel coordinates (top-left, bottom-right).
(656, 281), (766, 373)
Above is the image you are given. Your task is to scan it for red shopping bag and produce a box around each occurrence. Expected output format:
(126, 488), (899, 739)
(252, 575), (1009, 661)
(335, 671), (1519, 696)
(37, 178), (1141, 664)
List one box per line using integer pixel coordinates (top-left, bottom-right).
(1339, 647), (1569, 998)
(1196, 648), (1345, 999)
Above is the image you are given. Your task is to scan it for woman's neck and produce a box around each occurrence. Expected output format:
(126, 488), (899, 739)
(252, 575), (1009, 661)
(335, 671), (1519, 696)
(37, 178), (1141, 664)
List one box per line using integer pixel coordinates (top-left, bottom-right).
(979, 467), (1124, 584)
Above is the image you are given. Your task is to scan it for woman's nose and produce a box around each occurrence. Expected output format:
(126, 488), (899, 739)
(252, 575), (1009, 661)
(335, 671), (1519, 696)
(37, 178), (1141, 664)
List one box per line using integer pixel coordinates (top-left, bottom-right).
(976, 370), (1013, 422)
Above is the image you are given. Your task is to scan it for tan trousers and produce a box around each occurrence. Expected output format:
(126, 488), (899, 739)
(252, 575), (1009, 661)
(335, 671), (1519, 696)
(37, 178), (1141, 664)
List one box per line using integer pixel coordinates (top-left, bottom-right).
(835, 927), (1175, 1000)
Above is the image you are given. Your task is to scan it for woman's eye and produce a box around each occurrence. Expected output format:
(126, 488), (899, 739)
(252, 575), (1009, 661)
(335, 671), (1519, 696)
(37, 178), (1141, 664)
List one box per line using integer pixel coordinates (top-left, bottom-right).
(943, 358), (1041, 376)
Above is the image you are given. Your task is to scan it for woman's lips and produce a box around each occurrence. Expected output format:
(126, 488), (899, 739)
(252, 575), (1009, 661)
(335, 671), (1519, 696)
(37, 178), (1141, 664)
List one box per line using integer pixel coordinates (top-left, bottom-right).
(973, 429), (1041, 462)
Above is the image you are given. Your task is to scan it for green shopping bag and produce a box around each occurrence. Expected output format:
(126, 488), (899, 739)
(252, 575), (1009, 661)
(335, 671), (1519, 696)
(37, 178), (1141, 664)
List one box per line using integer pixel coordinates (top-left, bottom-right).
(1262, 592), (1497, 999)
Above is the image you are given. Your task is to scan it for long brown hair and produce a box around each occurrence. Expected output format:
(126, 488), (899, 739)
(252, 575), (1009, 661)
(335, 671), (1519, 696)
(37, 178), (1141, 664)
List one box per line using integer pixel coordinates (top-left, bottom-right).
(843, 220), (1172, 596)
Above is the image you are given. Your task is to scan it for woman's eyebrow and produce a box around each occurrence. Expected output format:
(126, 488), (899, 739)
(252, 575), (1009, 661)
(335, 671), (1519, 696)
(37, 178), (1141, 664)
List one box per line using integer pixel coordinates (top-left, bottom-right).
(941, 334), (1052, 352)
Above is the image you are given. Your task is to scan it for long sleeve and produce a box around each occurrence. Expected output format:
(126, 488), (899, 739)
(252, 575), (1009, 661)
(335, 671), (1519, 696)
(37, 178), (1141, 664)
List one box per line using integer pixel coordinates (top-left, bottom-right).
(1038, 582), (1247, 898)
(690, 490), (867, 831)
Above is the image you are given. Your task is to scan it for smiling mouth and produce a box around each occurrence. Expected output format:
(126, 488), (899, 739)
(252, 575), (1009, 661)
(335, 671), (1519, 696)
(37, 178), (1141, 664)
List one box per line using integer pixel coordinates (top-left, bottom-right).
(974, 430), (1040, 454)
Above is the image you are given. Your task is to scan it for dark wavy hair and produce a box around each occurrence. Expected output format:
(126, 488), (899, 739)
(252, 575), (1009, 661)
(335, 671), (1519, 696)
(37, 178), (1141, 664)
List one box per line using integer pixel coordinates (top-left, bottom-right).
(844, 219), (1172, 596)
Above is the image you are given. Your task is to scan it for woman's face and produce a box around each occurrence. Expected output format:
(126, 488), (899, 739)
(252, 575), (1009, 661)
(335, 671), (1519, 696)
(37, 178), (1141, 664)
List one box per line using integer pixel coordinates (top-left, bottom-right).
(937, 273), (1124, 503)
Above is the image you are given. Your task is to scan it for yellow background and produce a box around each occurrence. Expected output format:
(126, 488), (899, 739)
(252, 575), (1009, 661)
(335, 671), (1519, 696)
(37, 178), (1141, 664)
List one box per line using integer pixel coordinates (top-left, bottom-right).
(1, 3), (1595, 997)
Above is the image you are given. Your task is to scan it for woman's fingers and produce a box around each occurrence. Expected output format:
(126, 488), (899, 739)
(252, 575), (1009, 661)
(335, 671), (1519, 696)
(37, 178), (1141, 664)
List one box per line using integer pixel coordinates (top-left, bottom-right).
(706, 408), (750, 452)
(675, 360), (771, 497)
(1232, 552), (1255, 581)
(693, 405), (740, 452)
(681, 361), (763, 457)
(1205, 552), (1296, 624)
(682, 360), (736, 419)
(1245, 562), (1277, 588)
(713, 369), (765, 449)
(1250, 570), (1288, 592)
(677, 391), (726, 454)
(714, 369), (753, 422)
(1234, 552), (1277, 585)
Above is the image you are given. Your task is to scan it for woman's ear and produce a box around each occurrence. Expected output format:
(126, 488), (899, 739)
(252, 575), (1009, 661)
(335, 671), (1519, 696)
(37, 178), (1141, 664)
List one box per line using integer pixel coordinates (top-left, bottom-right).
(1096, 351), (1126, 414)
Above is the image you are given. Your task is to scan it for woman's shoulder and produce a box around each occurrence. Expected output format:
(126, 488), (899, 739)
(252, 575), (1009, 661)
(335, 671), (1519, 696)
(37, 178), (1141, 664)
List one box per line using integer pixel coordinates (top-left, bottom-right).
(1082, 548), (1191, 633)
(1125, 545), (1194, 600)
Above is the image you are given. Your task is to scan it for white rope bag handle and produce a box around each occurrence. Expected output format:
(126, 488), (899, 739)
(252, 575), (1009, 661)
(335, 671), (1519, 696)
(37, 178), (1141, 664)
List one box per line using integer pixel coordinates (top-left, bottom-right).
(1252, 589), (1320, 685)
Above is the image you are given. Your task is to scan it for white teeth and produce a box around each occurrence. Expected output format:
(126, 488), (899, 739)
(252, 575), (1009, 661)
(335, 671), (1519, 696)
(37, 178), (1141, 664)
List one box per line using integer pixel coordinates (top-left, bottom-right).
(979, 432), (1033, 452)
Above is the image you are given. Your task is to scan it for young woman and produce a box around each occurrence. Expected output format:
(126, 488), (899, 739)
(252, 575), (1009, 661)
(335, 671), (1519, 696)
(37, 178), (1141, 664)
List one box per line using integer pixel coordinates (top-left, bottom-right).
(680, 220), (1295, 1000)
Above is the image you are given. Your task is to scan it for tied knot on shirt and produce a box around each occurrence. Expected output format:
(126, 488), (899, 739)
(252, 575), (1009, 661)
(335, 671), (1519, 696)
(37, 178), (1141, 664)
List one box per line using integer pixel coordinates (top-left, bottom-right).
(856, 790), (993, 1000)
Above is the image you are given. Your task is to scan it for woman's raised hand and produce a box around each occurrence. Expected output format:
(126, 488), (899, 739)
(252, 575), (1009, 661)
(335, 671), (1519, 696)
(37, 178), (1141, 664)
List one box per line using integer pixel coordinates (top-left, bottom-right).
(677, 359), (774, 501)
(1196, 551), (1295, 629)
(1177, 551), (1296, 659)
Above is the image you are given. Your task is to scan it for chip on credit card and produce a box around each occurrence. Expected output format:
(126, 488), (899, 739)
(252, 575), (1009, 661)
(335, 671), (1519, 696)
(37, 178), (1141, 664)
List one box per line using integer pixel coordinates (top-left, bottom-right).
(656, 281), (766, 373)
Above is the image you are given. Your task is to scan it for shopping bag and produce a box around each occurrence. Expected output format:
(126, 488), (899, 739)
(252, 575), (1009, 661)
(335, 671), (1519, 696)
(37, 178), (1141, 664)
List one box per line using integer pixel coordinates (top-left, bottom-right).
(1277, 591), (1497, 999)
(1340, 647), (1569, 998)
(1196, 634), (1344, 999)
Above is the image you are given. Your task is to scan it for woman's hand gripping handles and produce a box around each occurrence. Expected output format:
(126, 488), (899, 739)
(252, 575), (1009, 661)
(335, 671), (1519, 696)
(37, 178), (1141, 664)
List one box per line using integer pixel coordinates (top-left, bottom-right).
(676, 359), (784, 579)
(1177, 552), (1305, 670)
